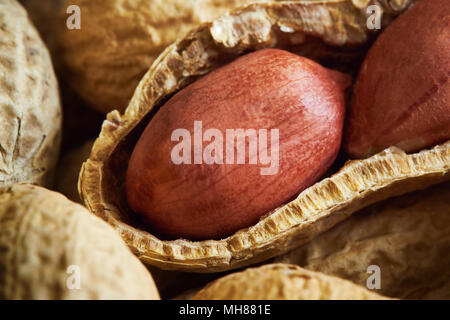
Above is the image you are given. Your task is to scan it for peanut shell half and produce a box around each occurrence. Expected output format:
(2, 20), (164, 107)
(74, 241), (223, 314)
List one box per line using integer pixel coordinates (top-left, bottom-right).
(0, 184), (160, 300)
(79, 0), (447, 273)
(193, 263), (389, 299)
(275, 181), (450, 300)
(0, 0), (62, 188)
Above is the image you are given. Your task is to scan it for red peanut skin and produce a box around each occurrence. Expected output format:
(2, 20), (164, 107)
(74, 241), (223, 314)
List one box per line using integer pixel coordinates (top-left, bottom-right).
(126, 49), (350, 240)
(344, 0), (450, 158)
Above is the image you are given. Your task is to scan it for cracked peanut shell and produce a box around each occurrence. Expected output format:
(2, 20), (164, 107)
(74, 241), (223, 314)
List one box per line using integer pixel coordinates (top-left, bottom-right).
(275, 181), (450, 300)
(79, 0), (448, 273)
(0, 184), (160, 300)
(0, 0), (62, 188)
(193, 263), (388, 299)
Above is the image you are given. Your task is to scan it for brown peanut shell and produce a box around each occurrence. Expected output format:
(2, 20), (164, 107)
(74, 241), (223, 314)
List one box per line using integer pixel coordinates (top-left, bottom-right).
(0, 0), (62, 188)
(0, 184), (160, 300)
(79, 0), (448, 273)
(193, 263), (389, 299)
(275, 181), (450, 300)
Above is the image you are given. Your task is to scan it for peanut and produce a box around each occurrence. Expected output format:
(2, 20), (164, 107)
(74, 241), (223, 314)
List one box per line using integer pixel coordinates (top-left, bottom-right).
(344, 0), (450, 158)
(126, 49), (350, 240)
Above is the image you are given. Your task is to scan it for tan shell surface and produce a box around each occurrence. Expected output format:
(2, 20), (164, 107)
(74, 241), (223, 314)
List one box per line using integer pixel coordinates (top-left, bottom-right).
(0, 184), (160, 300)
(0, 0), (62, 188)
(78, 0), (444, 273)
(56, 140), (94, 203)
(194, 263), (388, 299)
(275, 181), (450, 300)
(57, 0), (278, 113)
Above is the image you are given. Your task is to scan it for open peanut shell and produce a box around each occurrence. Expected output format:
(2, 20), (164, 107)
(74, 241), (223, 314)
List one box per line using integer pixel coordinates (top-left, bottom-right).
(79, 0), (449, 273)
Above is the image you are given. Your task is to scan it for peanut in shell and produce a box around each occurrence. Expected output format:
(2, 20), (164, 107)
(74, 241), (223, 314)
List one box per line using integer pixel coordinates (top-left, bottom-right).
(0, 0), (62, 188)
(193, 263), (389, 300)
(57, 0), (399, 113)
(0, 184), (160, 300)
(79, 0), (447, 273)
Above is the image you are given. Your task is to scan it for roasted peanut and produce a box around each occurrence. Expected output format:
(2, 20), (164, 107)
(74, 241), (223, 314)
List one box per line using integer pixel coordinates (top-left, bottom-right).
(126, 49), (350, 240)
